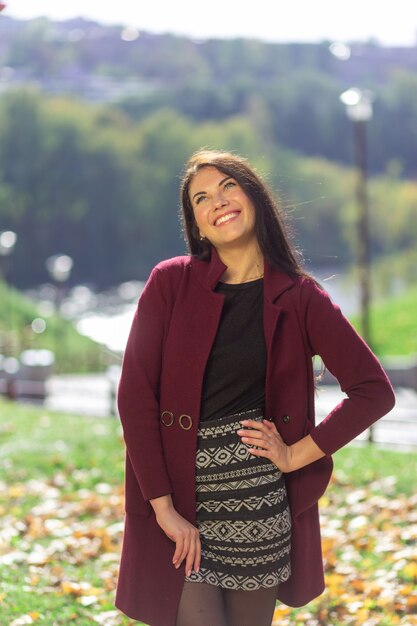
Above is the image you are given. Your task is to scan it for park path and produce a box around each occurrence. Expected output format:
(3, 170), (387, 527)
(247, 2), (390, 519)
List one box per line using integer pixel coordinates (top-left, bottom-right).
(43, 374), (417, 450)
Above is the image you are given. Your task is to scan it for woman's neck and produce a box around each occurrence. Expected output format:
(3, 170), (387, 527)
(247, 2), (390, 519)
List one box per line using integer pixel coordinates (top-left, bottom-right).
(217, 243), (264, 284)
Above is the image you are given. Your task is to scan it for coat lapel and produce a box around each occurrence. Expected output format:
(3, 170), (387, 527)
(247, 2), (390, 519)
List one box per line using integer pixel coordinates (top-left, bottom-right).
(191, 248), (295, 359)
(263, 259), (295, 350)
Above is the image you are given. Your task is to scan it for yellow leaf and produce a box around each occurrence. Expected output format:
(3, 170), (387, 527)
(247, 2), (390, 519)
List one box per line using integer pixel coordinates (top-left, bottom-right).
(403, 562), (417, 580)
(273, 605), (291, 619)
(353, 607), (370, 623)
(351, 578), (366, 593)
(82, 586), (104, 596)
(9, 485), (25, 498)
(321, 537), (337, 553)
(60, 581), (81, 596)
(366, 581), (383, 597)
(407, 595), (417, 611)
(399, 584), (414, 596)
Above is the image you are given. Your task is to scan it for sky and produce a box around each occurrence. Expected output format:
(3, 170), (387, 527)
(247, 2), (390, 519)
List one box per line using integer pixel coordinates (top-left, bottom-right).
(4, 1), (417, 46)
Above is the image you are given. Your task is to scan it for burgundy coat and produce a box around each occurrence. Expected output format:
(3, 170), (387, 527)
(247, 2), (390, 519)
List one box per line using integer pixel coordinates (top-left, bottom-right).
(115, 249), (395, 626)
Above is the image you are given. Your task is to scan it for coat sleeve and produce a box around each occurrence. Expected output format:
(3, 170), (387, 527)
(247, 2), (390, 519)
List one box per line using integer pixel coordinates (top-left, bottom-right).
(117, 267), (173, 502)
(301, 279), (396, 456)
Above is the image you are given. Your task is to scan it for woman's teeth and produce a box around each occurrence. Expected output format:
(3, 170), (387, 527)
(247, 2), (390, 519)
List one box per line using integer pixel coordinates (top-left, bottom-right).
(215, 212), (239, 226)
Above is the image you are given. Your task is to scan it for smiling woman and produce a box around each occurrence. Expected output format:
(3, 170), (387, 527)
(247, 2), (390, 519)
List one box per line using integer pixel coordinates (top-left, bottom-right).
(115, 148), (395, 626)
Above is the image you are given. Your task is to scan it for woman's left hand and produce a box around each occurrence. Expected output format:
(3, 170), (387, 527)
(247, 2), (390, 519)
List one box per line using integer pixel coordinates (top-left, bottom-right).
(237, 419), (293, 472)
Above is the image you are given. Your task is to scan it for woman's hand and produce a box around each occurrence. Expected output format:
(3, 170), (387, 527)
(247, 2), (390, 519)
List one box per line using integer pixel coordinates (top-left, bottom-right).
(237, 420), (326, 472)
(150, 495), (201, 576)
(237, 419), (293, 472)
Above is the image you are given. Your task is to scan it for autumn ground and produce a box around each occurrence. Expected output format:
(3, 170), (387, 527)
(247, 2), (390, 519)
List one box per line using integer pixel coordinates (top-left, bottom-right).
(0, 399), (416, 626)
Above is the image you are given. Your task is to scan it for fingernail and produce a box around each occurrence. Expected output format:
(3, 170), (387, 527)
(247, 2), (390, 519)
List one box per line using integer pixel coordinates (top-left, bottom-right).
(240, 420), (248, 425)
(187, 570), (191, 576)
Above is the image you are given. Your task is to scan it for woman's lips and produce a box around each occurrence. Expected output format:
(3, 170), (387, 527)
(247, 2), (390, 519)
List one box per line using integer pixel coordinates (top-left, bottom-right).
(214, 211), (240, 226)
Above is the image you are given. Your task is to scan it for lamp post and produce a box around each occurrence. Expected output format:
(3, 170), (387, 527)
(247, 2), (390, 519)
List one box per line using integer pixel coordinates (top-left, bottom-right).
(0, 231), (18, 361)
(0, 230), (17, 283)
(45, 254), (73, 372)
(45, 254), (74, 313)
(340, 88), (373, 346)
(340, 88), (374, 442)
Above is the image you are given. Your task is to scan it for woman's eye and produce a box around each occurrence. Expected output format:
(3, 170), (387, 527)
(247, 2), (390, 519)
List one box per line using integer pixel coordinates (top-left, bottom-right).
(224, 181), (236, 190)
(195, 195), (207, 205)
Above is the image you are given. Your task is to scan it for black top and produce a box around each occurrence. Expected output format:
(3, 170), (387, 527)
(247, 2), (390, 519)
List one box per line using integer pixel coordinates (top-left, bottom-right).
(199, 278), (266, 422)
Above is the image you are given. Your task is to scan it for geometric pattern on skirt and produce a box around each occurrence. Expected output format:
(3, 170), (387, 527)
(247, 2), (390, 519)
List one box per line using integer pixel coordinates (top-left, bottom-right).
(185, 408), (291, 591)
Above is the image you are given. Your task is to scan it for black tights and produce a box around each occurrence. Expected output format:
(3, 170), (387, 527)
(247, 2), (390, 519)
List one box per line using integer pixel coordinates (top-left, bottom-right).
(175, 581), (278, 626)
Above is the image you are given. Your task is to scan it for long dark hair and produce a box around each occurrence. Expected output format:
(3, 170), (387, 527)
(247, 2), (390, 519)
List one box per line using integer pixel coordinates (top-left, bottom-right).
(180, 149), (305, 277)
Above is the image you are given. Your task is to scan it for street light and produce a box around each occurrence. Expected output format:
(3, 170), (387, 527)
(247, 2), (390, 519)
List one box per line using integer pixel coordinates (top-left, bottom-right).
(340, 88), (373, 347)
(340, 88), (374, 443)
(45, 254), (73, 285)
(46, 254), (73, 307)
(0, 231), (18, 359)
(0, 230), (17, 282)
(45, 254), (74, 371)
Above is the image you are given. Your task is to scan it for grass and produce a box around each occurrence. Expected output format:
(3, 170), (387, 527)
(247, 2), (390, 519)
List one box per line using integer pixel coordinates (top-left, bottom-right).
(330, 444), (416, 495)
(0, 399), (416, 625)
(0, 399), (129, 626)
(350, 283), (417, 357)
(0, 280), (113, 374)
(0, 399), (124, 486)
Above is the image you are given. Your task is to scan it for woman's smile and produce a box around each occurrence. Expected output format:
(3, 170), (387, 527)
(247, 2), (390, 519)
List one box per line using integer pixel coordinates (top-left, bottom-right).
(213, 210), (241, 227)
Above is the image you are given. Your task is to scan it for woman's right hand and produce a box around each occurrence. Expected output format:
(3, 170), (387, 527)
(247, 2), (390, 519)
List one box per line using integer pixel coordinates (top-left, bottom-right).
(150, 495), (201, 577)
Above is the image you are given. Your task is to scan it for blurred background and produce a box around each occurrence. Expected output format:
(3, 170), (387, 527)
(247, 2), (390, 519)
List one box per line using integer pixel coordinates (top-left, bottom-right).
(1, 5), (417, 626)
(0, 1), (416, 408)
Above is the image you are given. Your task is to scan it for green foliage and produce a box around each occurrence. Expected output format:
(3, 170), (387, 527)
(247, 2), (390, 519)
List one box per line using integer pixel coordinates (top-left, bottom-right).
(332, 444), (417, 495)
(4, 17), (417, 176)
(0, 89), (416, 292)
(350, 283), (417, 356)
(370, 172), (417, 255)
(372, 247), (417, 296)
(0, 398), (124, 484)
(0, 280), (107, 373)
(0, 89), (141, 286)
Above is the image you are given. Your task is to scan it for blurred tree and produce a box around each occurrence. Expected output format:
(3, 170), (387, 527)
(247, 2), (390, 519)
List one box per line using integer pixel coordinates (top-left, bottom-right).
(0, 89), (415, 289)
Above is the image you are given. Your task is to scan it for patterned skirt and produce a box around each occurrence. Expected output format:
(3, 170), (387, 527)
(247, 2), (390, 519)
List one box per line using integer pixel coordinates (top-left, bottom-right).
(185, 407), (291, 591)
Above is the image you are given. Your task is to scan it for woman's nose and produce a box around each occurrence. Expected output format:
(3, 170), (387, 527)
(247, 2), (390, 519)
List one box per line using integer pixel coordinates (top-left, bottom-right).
(213, 191), (228, 207)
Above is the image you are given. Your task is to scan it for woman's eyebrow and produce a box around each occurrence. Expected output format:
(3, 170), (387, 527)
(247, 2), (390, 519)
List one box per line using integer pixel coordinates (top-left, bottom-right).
(192, 177), (233, 201)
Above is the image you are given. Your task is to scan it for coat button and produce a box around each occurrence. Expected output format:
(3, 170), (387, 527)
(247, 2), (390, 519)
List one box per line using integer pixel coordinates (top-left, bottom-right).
(282, 414), (290, 424)
(161, 411), (174, 427)
(179, 414), (193, 430)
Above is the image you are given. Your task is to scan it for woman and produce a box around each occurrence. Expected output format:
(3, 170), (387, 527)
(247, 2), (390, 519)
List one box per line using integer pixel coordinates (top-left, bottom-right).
(116, 149), (395, 626)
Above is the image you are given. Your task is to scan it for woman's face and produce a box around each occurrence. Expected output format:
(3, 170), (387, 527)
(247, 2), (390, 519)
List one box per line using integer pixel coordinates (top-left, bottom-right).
(189, 166), (257, 251)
